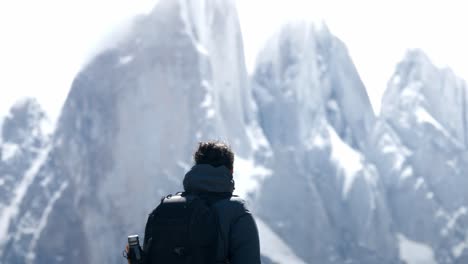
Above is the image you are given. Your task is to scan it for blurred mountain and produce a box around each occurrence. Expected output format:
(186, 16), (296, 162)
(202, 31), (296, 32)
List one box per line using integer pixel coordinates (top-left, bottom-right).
(251, 21), (397, 263)
(0, 0), (467, 263)
(1, 0), (270, 263)
(369, 50), (468, 263)
(0, 98), (63, 264)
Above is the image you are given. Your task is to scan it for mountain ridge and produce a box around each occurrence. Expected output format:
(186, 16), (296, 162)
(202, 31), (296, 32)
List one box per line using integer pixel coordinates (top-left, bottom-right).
(1, 1), (468, 263)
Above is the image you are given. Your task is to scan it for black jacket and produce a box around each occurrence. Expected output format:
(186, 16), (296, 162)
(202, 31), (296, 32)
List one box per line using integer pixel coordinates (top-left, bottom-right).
(144, 164), (261, 264)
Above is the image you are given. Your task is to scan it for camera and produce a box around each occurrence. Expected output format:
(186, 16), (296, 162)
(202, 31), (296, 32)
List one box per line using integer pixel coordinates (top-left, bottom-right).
(127, 235), (144, 264)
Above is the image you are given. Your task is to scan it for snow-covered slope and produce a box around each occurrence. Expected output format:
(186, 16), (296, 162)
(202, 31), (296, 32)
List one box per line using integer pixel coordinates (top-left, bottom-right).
(256, 217), (307, 264)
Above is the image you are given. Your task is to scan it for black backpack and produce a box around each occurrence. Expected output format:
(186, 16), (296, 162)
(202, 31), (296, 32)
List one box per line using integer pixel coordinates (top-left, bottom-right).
(142, 192), (227, 264)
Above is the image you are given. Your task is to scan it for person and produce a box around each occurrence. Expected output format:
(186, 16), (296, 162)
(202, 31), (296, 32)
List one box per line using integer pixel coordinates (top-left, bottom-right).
(126, 140), (261, 264)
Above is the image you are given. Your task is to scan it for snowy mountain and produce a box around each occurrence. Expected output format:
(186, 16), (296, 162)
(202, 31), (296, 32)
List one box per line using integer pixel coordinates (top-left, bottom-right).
(1, 1), (468, 264)
(1, 0), (270, 263)
(0, 98), (61, 264)
(369, 50), (468, 263)
(251, 22), (398, 263)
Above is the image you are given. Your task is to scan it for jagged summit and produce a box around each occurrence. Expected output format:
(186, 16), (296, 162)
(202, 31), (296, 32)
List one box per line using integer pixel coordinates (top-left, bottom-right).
(1, 98), (49, 145)
(402, 48), (432, 63)
(382, 48), (468, 147)
(252, 20), (374, 150)
(369, 48), (468, 264)
(251, 21), (397, 263)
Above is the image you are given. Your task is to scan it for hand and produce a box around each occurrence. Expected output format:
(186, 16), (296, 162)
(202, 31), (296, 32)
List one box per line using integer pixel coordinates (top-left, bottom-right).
(125, 244), (131, 264)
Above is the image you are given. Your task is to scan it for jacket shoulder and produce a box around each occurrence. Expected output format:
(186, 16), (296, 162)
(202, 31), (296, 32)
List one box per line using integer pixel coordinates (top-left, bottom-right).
(214, 196), (251, 220)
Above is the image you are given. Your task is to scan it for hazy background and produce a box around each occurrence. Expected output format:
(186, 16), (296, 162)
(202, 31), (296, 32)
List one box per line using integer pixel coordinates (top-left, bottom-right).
(1, 0), (468, 121)
(2, 1), (468, 263)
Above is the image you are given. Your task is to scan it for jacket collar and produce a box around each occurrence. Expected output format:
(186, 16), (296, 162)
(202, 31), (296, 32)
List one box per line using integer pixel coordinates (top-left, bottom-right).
(183, 164), (235, 193)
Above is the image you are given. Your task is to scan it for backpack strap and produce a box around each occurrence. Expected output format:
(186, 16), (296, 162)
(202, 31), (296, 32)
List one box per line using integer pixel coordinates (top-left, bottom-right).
(211, 196), (249, 263)
(183, 191), (233, 263)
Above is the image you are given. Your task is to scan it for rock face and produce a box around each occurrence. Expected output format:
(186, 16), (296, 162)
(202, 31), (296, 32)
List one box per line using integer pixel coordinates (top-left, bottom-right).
(1, 1), (468, 264)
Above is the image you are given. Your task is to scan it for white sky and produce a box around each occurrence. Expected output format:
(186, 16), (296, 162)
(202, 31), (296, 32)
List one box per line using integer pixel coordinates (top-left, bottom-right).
(1, 0), (467, 123)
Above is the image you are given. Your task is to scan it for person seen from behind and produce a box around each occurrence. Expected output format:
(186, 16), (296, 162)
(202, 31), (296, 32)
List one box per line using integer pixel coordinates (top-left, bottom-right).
(126, 140), (261, 264)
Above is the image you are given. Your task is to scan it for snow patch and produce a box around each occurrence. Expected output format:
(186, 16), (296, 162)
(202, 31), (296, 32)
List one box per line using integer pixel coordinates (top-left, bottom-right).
(452, 239), (468, 258)
(200, 93), (213, 108)
(400, 166), (413, 180)
(0, 117), (3, 144)
(233, 157), (272, 198)
(414, 177), (424, 190)
(1, 143), (20, 161)
(0, 145), (51, 255)
(199, 81), (216, 119)
(118, 55), (134, 65)
(0, 178), (5, 186)
(245, 123), (270, 153)
(39, 117), (55, 137)
(426, 192), (434, 200)
(256, 217), (307, 264)
(206, 109), (215, 119)
(177, 161), (191, 171)
(397, 233), (437, 264)
(436, 207), (467, 237)
(39, 175), (52, 188)
(414, 107), (450, 137)
(378, 133), (412, 173)
(441, 207), (467, 236)
(306, 131), (327, 150)
(327, 126), (364, 198)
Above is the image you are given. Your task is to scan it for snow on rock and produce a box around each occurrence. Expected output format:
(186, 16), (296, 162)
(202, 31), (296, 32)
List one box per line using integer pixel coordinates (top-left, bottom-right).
(118, 55), (134, 65)
(415, 107), (444, 131)
(0, 145), (51, 255)
(413, 177), (424, 190)
(245, 122), (271, 154)
(234, 157), (272, 198)
(397, 233), (437, 264)
(1, 143), (20, 162)
(383, 49), (468, 146)
(414, 106), (451, 138)
(426, 192), (434, 200)
(25, 181), (68, 264)
(327, 125), (364, 198)
(256, 217), (307, 264)
(452, 239), (468, 258)
(306, 130), (327, 150)
(440, 207), (467, 237)
(377, 49), (468, 263)
(400, 166), (414, 180)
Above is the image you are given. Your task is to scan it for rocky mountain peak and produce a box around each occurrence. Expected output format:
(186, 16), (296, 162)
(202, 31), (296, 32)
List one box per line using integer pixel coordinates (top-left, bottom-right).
(382, 49), (468, 147)
(1, 98), (49, 146)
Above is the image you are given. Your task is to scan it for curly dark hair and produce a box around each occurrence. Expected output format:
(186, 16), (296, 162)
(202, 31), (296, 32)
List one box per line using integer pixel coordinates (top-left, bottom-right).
(193, 141), (234, 170)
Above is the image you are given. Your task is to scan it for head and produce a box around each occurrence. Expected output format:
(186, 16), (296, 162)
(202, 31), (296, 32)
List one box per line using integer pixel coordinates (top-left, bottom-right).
(193, 140), (234, 173)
